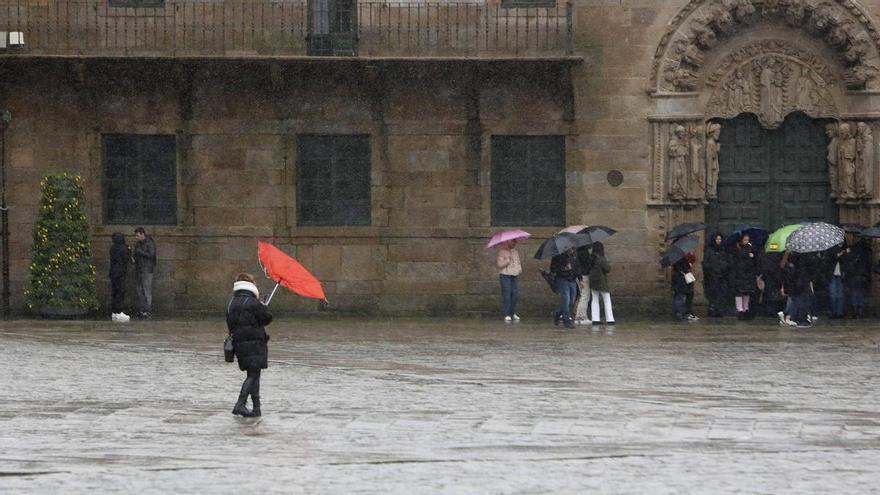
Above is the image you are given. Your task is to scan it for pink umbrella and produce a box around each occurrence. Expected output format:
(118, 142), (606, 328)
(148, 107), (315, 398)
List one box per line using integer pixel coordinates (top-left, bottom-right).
(559, 225), (589, 234)
(486, 229), (531, 249)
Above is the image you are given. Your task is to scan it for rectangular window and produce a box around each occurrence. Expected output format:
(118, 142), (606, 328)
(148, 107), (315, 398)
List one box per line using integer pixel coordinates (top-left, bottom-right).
(491, 135), (565, 226)
(308, 0), (358, 56)
(501, 0), (556, 8)
(297, 135), (371, 226)
(102, 134), (177, 225)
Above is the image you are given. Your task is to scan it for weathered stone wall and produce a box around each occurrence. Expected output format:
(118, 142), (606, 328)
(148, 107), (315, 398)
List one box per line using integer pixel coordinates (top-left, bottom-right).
(6, 0), (880, 316)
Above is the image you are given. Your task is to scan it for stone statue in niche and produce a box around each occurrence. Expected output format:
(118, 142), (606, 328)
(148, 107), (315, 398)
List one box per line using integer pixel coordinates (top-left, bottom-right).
(725, 68), (752, 113)
(668, 125), (689, 200)
(838, 122), (857, 199)
(856, 122), (874, 198)
(758, 62), (786, 125)
(706, 123), (722, 199)
(826, 123), (839, 198)
(689, 125), (705, 197)
(795, 66), (816, 111)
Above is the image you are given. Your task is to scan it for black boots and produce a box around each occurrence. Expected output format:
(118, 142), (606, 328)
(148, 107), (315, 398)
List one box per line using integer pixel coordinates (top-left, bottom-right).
(232, 376), (256, 417)
(251, 395), (261, 417)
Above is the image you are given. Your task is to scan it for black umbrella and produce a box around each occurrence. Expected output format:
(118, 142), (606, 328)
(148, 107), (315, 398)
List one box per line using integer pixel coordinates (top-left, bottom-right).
(533, 233), (593, 260)
(665, 222), (707, 241)
(857, 225), (880, 238)
(539, 269), (558, 293)
(661, 236), (700, 267)
(840, 223), (865, 234)
(579, 225), (617, 244)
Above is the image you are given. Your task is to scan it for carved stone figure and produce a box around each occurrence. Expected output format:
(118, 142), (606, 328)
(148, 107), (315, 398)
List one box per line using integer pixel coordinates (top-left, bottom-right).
(782, 0), (806, 26)
(809, 4), (839, 34)
(725, 68), (752, 112)
(838, 123), (857, 199)
(856, 122), (874, 198)
(759, 62), (785, 125)
(706, 123), (722, 199)
(690, 125), (705, 197)
(708, 5), (737, 35)
(795, 66), (816, 111)
(826, 123), (839, 198)
(843, 63), (878, 90)
(690, 21), (718, 50)
(673, 66), (699, 91)
(825, 19), (851, 48)
(669, 125), (689, 200)
(683, 44), (706, 67)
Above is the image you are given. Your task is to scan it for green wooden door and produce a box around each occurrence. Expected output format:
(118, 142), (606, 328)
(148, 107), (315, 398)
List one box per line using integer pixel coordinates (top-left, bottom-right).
(707, 112), (837, 234)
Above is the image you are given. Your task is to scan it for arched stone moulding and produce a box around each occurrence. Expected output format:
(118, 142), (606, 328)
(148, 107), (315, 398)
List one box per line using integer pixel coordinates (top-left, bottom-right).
(650, 0), (880, 94)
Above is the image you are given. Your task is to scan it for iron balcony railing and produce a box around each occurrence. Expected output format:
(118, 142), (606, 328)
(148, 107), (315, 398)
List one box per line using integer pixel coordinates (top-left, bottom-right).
(0, 1), (573, 58)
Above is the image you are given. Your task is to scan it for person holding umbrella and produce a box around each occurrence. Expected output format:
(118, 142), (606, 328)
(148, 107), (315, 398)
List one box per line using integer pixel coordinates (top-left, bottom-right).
(587, 242), (614, 325)
(496, 239), (523, 323)
(662, 235), (699, 321)
(227, 272), (272, 418)
(781, 253), (813, 328)
(550, 247), (581, 328)
(730, 233), (758, 320)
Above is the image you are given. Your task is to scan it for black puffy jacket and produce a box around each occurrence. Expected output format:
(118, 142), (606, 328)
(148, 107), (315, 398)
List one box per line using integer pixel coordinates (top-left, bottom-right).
(226, 289), (272, 371)
(702, 240), (729, 293)
(729, 243), (758, 295)
(671, 257), (693, 295)
(109, 232), (129, 279)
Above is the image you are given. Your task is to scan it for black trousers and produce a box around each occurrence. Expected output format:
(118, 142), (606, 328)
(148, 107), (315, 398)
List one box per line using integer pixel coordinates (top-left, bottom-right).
(110, 275), (126, 313)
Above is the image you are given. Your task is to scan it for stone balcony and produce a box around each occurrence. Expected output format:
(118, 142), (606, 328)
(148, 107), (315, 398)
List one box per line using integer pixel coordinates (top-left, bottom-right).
(0, 0), (575, 60)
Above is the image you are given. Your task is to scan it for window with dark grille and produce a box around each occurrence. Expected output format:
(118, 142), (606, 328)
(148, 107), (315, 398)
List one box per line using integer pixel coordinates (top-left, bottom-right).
(109, 0), (165, 8)
(501, 0), (556, 8)
(491, 135), (565, 226)
(308, 0), (358, 56)
(297, 135), (371, 226)
(102, 134), (177, 225)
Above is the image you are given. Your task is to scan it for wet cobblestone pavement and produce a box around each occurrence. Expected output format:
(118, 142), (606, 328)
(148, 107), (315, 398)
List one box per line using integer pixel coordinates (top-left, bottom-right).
(1, 317), (879, 493)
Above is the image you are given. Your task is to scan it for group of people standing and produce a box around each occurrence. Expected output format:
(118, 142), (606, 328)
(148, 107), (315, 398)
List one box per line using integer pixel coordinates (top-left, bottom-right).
(678, 232), (871, 327)
(108, 227), (157, 322)
(496, 239), (614, 328)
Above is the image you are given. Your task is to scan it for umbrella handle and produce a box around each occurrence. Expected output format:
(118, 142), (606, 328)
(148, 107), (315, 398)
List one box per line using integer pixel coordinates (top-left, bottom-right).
(265, 282), (280, 306)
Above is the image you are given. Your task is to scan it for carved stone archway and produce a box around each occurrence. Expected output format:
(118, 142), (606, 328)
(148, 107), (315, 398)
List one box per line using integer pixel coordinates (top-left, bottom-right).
(650, 0), (880, 94)
(648, 1), (880, 235)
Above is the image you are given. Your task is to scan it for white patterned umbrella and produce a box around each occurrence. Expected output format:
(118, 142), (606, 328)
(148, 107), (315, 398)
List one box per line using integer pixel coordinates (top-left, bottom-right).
(785, 222), (845, 253)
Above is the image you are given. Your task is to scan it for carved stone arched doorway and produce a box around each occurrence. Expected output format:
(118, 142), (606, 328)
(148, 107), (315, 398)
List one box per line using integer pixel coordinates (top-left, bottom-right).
(706, 111), (838, 233)
(647, 0), (880, 234)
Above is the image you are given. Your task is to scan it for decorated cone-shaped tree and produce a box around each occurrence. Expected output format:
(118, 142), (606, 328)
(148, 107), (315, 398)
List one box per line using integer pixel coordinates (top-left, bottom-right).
(25, 173), (98, 317)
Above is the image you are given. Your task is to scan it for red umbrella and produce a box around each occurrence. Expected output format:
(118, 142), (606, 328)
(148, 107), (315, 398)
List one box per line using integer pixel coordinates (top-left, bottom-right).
(257, 241), (326, 304)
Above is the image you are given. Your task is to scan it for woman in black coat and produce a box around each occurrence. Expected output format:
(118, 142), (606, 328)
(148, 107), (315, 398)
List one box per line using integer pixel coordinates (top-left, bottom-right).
(702, 232), (729, 317)
(730, 233), (758, 319)
(671, 255), (695, 321)
(226, 273), (272, 417)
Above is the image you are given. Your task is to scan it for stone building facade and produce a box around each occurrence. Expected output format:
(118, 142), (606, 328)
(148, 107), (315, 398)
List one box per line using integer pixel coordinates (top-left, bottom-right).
(3, 0), (880, 316)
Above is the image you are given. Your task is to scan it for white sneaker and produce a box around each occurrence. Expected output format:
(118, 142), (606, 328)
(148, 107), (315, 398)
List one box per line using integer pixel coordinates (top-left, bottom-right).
(116, 312), (130, 323)
(786, 318), (797, 327)
(504, 316), (512, 323)
(687, 314), (699, 321)
(111, 313), (119, 322)
(811, 315), (819, 322)
(512, 314), (521, 322)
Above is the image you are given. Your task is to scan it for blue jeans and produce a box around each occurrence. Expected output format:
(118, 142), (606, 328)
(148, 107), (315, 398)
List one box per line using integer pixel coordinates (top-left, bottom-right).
(673, 292), (687, 319)
(556, 279), (578, 324)
(829, 276), (845, 317)
(500, 275), (518, 317)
